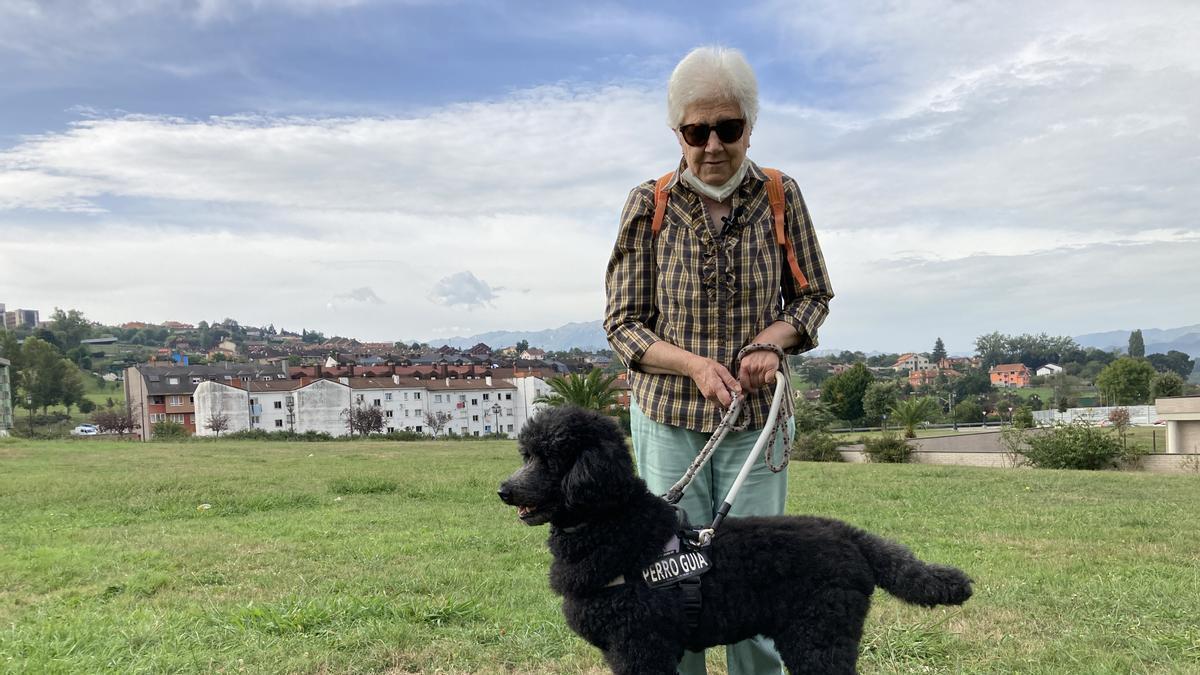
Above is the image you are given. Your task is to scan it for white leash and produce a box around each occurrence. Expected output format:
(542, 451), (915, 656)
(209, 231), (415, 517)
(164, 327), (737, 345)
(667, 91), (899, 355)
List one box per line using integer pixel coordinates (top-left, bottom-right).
(663, 344), (794, 543)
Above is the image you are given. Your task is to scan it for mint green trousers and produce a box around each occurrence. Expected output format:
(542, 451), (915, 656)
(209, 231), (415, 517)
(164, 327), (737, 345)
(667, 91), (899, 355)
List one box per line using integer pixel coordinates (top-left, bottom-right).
(630, 398), (791, 675)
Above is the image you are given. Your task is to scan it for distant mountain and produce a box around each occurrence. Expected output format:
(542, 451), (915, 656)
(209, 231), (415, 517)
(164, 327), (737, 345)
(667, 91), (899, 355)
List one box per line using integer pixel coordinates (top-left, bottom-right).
(427, 320), (608, 352)
(1074, 324), (1200, 357)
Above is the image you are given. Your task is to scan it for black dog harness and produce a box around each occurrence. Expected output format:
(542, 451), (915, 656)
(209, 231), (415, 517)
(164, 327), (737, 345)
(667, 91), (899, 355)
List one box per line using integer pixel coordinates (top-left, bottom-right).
(607, 507), (713, 631)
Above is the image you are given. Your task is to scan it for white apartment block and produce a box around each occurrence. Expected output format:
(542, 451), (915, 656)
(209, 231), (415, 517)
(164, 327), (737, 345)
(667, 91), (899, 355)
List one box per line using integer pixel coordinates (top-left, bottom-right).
(425, 375), (518, 437)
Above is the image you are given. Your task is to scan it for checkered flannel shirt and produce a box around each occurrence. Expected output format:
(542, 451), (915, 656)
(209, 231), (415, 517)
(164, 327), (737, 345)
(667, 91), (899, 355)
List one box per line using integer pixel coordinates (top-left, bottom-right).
(604, 160), (833, 433)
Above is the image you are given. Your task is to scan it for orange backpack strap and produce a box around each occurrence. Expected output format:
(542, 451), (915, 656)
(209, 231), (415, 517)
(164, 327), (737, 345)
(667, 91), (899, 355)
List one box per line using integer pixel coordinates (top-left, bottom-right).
(650, 172), (674, 237)
(762, 168), (810, 291)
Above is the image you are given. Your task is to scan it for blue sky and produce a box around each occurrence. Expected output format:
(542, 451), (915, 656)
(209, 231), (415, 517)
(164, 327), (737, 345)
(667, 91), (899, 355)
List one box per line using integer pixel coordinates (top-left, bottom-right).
(2, 0), (1198, 353)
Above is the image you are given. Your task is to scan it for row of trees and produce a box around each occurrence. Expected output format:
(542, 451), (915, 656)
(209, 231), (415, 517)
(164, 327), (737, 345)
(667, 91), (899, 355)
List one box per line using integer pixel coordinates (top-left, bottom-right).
(1, 333), (94, 422)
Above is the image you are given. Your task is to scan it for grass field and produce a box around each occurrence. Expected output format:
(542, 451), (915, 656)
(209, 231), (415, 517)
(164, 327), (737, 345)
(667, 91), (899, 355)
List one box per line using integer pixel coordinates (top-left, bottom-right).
(2, 437), (1198, 674)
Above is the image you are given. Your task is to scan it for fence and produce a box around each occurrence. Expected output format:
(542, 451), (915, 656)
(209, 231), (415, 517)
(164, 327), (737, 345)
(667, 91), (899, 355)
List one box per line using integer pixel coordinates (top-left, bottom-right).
(1034, 405), (1158, 426)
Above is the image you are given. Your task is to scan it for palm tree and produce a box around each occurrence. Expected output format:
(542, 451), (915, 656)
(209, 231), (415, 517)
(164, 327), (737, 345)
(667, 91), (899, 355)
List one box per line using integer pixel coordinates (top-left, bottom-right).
(889, 397), (938, 439)
(535, 369), (619, 411)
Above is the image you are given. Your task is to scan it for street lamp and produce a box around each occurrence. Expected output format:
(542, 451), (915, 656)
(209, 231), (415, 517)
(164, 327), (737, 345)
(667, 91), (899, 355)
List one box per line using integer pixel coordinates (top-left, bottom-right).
(286, 395), (295, 433)
(26, 395), (33, 435)
(491, 403), (502, 437)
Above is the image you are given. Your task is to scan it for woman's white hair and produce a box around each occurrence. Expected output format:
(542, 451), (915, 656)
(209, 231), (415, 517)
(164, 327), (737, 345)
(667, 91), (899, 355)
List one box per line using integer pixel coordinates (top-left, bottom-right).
(666, 46), (759, 130)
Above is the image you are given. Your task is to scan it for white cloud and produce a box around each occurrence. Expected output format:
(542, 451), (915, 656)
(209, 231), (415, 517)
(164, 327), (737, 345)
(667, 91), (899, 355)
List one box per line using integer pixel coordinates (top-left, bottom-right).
(428, 271), (500, 309)
(1, 3), (1198, 350)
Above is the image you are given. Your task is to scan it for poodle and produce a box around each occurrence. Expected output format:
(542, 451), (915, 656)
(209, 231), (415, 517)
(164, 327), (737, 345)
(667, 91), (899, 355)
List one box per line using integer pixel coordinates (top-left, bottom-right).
(498, 406), (973, 674)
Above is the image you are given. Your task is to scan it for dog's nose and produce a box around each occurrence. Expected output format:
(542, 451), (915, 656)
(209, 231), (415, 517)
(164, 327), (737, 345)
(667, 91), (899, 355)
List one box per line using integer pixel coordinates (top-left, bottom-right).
(498, 485), (512, 504)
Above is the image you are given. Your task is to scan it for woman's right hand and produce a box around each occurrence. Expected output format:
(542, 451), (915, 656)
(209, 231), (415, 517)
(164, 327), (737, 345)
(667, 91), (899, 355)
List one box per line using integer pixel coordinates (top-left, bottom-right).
(686, 356), (743, 409)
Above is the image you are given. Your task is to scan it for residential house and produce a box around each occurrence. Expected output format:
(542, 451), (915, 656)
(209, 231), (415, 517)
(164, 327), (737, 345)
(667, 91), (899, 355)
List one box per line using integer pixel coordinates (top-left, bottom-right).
(348, 376), (429, 433)
(990, 363), (1032, 388)
(909, 368), (961, 388)
(938, 356), (981, 370)
(1036, 364), (1064, 377)
(892, 353), (935, 372)
(124, 362), (288, 439)
(194, 377), (351, 436)
(520, 347), (547, 360)
(425, 376), (519, 437)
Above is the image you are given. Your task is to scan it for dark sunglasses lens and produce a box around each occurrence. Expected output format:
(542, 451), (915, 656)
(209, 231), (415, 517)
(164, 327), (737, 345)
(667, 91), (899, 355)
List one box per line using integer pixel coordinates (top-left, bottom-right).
(715, 119), (745, 143)
(680, 120), (745, 146)
(681, 124), (710, 147)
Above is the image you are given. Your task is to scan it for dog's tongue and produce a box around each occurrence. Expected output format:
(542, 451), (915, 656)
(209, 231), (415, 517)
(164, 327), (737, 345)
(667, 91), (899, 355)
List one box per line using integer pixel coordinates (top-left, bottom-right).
(518, 506), (532, 518)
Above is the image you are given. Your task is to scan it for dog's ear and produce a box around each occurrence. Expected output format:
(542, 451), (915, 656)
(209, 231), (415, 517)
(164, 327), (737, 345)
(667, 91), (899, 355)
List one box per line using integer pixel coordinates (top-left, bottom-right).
(560, 409), (636, 513)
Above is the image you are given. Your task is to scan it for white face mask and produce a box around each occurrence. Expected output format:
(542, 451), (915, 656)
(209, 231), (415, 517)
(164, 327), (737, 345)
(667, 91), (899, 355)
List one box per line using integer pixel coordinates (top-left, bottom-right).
(680, 158), (750, 203)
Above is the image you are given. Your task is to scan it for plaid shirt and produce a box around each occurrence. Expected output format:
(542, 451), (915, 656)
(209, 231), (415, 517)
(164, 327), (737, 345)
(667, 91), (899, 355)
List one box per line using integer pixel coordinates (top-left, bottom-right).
(605, 160), (833, 433)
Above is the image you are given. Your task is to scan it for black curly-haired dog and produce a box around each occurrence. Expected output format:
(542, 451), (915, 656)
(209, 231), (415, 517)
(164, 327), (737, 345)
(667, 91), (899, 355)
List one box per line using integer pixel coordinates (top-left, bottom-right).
(498, 406), (972, 674)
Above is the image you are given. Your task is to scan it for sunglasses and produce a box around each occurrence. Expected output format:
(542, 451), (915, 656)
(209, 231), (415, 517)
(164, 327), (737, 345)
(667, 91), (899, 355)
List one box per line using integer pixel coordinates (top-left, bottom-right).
(678, 118), (746, 147)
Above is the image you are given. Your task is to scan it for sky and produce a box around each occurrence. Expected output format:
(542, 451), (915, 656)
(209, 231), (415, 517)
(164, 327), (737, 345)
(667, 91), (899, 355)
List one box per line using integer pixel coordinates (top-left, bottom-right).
(1, 0), (1198, 354)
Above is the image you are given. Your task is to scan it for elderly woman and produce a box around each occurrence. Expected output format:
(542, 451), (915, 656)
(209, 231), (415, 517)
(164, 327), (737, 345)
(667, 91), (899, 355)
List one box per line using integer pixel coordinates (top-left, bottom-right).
(604, 47), (833, 674)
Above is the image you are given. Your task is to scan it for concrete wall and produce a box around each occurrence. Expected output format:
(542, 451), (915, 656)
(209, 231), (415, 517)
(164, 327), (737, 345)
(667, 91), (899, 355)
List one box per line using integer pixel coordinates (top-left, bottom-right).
(511, 376), (550, 437)
(193, 381), (251, 436)
(0, 359), (11, 436)
(294, 378), (350, 436)
(123, 366), (152, 441)
(1035, 405), (1158, 426)
(839, 429), (1200, 474)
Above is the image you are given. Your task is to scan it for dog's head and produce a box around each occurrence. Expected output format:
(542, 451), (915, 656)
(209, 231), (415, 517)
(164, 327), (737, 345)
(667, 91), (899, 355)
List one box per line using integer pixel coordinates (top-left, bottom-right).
(497, 405), (639, 526)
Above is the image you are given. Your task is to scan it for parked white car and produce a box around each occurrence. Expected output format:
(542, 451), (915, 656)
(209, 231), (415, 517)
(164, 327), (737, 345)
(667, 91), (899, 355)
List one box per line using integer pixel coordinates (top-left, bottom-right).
(71, 424), (99, 436)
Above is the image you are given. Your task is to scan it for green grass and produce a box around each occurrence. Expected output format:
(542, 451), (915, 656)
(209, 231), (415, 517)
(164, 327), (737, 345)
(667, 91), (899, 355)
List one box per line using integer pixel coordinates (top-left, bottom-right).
(1, 438), (1198, 673)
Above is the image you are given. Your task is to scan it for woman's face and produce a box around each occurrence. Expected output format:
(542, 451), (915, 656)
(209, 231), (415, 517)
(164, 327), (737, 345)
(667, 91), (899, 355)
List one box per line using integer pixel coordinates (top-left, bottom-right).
(676, 99), (750, 186)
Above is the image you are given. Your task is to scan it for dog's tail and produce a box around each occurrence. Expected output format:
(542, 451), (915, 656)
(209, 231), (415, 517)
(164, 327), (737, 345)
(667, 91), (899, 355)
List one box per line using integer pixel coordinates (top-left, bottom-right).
(851, 530), (973, 607)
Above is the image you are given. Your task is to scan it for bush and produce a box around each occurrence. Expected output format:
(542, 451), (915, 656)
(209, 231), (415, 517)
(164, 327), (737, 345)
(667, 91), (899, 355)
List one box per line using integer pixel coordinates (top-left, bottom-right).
(1012, 406), (1035, 429)
(862, 432), (913, 463)
(1023, 420), (1122, 470)
(793, 430), (843, 462)
(380, 430), (426, 441)
(151, 421), (189, 440)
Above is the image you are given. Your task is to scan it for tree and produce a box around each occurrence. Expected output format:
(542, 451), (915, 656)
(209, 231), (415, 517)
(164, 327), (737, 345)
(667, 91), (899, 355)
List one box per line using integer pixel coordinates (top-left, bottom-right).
(536, 369), (618, 411)
(205, 411), (231, 438)
(342, 405), (384, 436)
(1151, 371), (1185, 399)
(1108, 407), (1132, 450)
(59, 362), (86, 416)
(819, 363), (874, 424)
(20, 337), (67, 414)
(953, 400), (983, 423)
(50, 308), (92, 350)
(889, 397), (938, 438)
(931, 337), (947, 364)
(974, 332), (1007, 368)
(951, 369), (992, 398)
(1128, 329), (1145, 358)
(91, 404), (141, 437)
(1095, 357), (1157, 405)
(515, 339), (530, 353)
(423, 410), (453, 437)
(799, 361), (831, 388)
(1147, 350), (1195, 379)
(861, 381), (899, 426)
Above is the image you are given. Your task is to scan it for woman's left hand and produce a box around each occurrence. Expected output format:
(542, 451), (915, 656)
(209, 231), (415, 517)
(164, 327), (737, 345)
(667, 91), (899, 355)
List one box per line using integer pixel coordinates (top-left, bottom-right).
(737, 347), (780, 392)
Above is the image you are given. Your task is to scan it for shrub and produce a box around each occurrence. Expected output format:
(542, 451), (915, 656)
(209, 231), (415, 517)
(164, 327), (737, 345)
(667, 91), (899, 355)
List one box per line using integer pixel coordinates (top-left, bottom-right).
(1023, 420), (1122, 470)
(862, 432), (913, 463)
(1012, 406), (1035, 429)
(793, 430), (843, 462)
(379, 430), (426, 441)
(151, 420), (189, 440)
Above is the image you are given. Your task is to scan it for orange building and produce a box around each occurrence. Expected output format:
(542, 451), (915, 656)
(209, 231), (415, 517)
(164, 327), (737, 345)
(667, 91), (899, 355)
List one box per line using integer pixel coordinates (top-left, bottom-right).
(989, 363), (1032, 388)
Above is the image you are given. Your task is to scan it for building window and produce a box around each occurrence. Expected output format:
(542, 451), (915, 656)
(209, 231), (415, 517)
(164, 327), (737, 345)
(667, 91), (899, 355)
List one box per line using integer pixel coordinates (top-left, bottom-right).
(168, 377), (179, 385)
(461, 426), (468, 434)
(507, 424), (513, 432)
(471, 398), (478, 406)
(458, 395), (466, 402)
(273, 401), (282, 409)
(473, 430), (480, 437)
(251, 416), (261, 424)
(414, 408), (421, 415)
(415, 426), (422, 433)
(403, 392), (409, 400)
(373, 399), (381, 407)
(434, 394), (443, 403)
(170, 414), (185, 423)
(191, 377), (201, 384)
(385, 393), (392, 401)
(275, 419), (283, 428)
(483, 393), (489, 401)
(414, 392), (421, 400)
(168, 396), (182, 407)
(386, 410), (394, 418)
(388, 427), (395, 433)
(472, 414), (479, 422)
(505, 393), (512, 400)
(404, 409), (409, 416)
(485, 425), (491, 432)
(356, 394), (364, 403)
